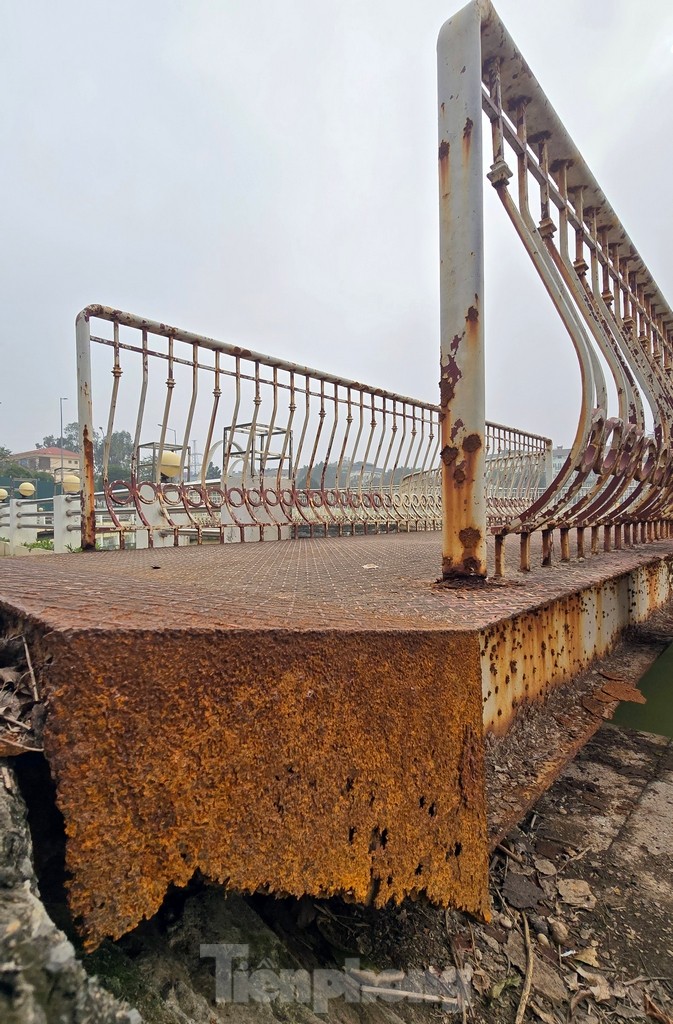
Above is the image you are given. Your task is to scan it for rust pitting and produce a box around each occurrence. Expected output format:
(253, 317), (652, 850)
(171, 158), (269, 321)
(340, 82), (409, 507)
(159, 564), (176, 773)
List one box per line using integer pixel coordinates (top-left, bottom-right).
(450, 418), (465, 441)
(440, 445), (459, 467)
(37, 624), (489, 949)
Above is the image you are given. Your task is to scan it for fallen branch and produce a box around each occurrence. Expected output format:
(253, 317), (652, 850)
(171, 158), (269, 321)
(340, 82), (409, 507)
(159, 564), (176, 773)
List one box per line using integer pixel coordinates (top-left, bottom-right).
(21, 636), (39, 702)
(514, 913), (533, 1024)
(496, 843), (526, 866)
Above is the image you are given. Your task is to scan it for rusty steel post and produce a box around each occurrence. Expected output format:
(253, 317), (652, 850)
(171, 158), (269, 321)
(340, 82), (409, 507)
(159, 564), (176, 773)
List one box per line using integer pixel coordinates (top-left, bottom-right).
(520, 532), (531, 572)
(560, 527), (570, 562)
(576, 526), (585, 560)
(76, 310), (96, 551)
(614, 524), (623, 550)
(591, 525), (600, 555)
(542, 528), (553, 566)
(604, 525), (612, 552)
(494, 533), (504, 577)
(437, 3), (487, 579)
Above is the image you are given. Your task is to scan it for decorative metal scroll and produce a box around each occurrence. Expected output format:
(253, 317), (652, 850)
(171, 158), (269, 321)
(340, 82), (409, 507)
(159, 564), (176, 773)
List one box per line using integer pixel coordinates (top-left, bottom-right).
(438, 0), (673, 577)
(75, 306), (549, 550)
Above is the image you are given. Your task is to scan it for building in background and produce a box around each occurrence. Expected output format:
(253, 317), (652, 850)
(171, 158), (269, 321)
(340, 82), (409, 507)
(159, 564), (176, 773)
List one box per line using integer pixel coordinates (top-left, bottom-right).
(11, 447), (81, 484)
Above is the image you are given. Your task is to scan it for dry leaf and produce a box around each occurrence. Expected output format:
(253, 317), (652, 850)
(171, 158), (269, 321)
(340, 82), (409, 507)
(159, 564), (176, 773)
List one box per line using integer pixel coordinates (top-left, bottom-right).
(572, 947), (600, 967)
(534, 856), (557, 876)
(570, 989), (592, 1014)
(530, 1001), (557, 1024)
(505, 932), (566, 1003)
(645, 994), (673, 1024)
(557, 878), (596, 910)
(489, 974), (520, 1002)
(502, 872), (544, 909)
(569, 987), (590, 1011)
(574, 965), (611, 1002)
(598, 669), (626, 682)
(472, 969), (492, 997)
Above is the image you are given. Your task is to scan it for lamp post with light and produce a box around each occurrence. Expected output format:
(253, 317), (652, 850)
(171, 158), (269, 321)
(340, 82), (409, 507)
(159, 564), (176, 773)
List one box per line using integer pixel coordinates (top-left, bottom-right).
(59, 397), (68, 493)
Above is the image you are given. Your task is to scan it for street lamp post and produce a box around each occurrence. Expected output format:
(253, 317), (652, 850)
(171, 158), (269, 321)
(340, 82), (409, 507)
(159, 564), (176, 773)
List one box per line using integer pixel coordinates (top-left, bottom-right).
(59, 397), (68, 494)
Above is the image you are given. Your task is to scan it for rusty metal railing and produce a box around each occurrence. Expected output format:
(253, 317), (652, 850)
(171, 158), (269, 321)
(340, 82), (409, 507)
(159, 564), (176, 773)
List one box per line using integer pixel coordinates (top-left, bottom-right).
(75, 306), (551, 551)
(438, 0), (673, 578)
(76, 306), (447, 549)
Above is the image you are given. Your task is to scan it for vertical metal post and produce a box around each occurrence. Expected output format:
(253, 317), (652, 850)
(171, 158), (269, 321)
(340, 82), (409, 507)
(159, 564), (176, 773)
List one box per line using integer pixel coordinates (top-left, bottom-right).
(76, 311), (96, 550)
(576, 526), (585, 560)
(437, 3), (487, 579)
(494, 533), (504, 577)
(591, 525), (600, 554)
(560, 527), (570, 562)
(542, 528), (553, 566)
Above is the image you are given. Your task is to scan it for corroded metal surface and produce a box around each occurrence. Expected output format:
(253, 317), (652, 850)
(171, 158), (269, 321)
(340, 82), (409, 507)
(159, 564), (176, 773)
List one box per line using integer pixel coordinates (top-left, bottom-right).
(438, 1), (673, 574)
(73, 306), (549, 553)
(0, 533), (671, 948)
(40, 627), (488, 949)
(437, 1), (487, 579)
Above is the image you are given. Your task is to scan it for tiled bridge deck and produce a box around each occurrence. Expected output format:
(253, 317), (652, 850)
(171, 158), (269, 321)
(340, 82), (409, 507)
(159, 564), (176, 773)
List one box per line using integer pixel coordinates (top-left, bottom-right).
(2, 530), (670, 633)
(0, 532), (671, 949)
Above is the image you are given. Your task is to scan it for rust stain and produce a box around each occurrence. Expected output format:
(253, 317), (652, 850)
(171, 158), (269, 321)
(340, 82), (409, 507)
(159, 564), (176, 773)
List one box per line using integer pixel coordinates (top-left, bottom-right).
(463, 433), (482, 453)
(440, 445), (459, 467)
(439, 139), (450, 197)
(81, 426), (96, 551)
(459, 527), (482, 550)
(462, 116), (473, 162)
(440, 351), (462, 407)
(39, 627), (490, 948)
(450, 418), (465, 441)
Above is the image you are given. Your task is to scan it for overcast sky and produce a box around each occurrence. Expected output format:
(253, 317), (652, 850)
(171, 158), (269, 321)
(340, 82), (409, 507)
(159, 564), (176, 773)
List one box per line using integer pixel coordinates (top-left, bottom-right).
(2, 0), (673, 453)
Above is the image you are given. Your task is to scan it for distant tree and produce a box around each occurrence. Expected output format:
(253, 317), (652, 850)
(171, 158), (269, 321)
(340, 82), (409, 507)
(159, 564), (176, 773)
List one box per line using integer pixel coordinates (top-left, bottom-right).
(206, 462), (221, 480)
(35, 422), (80, 452)
(93, 430), (134, 488)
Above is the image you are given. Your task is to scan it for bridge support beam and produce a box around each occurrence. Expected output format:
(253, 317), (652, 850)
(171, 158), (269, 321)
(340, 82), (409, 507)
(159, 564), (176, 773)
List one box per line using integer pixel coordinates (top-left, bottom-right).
(437, 3), (487, 579)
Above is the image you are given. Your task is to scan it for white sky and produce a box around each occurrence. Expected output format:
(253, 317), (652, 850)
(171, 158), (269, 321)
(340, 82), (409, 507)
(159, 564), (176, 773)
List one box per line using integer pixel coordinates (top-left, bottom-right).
(2, 0), (673, 452)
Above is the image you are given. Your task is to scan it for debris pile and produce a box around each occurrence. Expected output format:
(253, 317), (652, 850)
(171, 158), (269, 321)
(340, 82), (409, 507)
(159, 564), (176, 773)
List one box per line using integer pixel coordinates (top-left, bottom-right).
(0, 629), (45, 757)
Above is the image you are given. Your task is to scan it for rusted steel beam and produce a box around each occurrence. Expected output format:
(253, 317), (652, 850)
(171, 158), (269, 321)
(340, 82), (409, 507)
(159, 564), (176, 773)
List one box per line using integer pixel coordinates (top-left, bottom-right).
(437, 4), (487, 579)
(39, 625), (489, 949)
